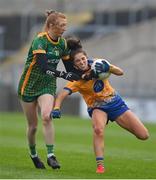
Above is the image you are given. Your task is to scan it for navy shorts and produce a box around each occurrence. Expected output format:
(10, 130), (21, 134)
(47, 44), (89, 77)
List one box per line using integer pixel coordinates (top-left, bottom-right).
(87, 93), (129, 121)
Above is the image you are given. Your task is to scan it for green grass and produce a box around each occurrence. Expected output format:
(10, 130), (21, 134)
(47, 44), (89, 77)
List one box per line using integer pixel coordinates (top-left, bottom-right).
(0, 112), (156, 179)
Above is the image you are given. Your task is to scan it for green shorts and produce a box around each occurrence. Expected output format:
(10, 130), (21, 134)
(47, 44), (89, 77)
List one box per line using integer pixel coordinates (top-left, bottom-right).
(19, 92), (55, 103)
(19, 95), (39, 102)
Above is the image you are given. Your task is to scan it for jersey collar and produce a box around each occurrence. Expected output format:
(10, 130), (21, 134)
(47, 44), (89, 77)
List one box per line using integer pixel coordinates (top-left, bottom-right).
(46, 32), (60, 45)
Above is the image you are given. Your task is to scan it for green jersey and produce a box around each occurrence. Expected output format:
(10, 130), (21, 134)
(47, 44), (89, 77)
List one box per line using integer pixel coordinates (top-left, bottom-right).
(18, 32), (69, 98)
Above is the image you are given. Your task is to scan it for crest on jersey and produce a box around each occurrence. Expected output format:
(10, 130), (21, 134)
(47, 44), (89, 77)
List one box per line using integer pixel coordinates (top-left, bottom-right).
(93, 80), (104, 93)
(54, 50), (59, 56)
(53, 47), (60, 56)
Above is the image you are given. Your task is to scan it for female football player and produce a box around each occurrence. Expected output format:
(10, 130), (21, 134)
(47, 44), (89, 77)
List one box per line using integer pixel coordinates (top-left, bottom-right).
(18, 11), (81, 169)
(51, 37), (149, 173)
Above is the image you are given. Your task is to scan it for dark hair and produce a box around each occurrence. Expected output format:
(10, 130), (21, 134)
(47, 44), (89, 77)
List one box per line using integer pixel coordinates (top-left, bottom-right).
(66, 36), (87, 61)
(66, 36), (82, 50)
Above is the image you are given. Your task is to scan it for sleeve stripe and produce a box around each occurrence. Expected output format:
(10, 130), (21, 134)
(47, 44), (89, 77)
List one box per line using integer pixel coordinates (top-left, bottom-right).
(21, 57), (36, 95)
(62, 55), (70, 61)
(63, 87), (72, 95)
(63, 38), (67, 50)
(33, 49), (46, 54)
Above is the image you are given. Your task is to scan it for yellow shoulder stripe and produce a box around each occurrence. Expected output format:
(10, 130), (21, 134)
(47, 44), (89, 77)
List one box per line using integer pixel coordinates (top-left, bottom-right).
(62, 37), (67, 50)
(33, 49), (46, 54)
(37, 32), (47, 38)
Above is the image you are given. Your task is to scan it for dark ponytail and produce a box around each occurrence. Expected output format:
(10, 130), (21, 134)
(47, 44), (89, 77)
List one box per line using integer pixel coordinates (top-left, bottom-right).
(66, 36), (82, 51)
(66, 36), (87, 62)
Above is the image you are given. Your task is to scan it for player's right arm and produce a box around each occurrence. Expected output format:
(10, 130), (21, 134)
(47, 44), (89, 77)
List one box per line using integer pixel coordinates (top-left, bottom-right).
(51, 81), (79, 119)
(55, 89), (70, 109)
(51, 89), (70, 119)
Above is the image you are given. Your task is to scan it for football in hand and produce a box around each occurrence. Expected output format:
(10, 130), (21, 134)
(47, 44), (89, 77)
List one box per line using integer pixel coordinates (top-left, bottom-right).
(91, 59), (111, 80)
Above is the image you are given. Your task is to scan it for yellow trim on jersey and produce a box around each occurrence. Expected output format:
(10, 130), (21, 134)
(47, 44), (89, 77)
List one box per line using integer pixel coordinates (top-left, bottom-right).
(37, 31), (60, 45)
(46, 33), (60, 45)
(21, 57), (36, 95)
(62, 55), (70, 61)
(32, 49), (46, 54)
(62, 37), (67, 50)
(37, 32), (47, 38)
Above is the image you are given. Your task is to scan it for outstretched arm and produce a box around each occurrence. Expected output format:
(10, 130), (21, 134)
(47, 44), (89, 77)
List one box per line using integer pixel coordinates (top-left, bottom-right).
(51, 89), (70, 119)
(54, 89), (70, 109)
(94, 59), (124, 76)
(36, 53), (81, 81)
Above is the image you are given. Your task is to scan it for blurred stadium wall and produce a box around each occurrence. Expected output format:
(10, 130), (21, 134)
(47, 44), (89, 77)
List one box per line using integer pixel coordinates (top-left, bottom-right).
(0, 0), (156, 122)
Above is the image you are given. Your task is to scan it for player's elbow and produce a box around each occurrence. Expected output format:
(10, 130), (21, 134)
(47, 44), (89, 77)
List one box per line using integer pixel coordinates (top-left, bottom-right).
(112, 69), (124, 76)
(116, 68), (124, 76)
(119, 70), (124, 76)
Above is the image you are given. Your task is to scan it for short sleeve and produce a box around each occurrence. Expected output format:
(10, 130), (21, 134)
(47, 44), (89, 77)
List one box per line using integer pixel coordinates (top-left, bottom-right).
(64, 81), (80, 93)
(32, 36), (47, 54)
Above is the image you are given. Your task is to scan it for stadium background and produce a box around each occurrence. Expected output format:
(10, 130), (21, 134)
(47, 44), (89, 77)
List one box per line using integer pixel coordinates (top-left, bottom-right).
(0, 0), (156, 179)
(0, 0), (156, 122)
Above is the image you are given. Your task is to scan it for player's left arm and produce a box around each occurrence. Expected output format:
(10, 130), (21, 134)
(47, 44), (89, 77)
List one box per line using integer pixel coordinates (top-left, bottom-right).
(94, 59), (124, 76)
(109, 64), (124, 76)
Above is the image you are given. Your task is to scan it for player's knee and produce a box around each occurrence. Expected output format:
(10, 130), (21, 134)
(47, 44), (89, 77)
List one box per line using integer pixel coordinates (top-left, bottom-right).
(137, 129), (149, 140)
(29, 126), (37, 135)
(42, 112), (51, 125)
(94, 127), (103, 136)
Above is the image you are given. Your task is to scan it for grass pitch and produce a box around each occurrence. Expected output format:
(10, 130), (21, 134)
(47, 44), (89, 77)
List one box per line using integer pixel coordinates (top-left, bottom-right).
(0, 112), (156, 179)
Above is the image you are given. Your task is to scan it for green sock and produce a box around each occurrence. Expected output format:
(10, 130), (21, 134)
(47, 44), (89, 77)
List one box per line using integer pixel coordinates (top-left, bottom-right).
(29, 144), (37, 157)
(46, 144), (54, 157)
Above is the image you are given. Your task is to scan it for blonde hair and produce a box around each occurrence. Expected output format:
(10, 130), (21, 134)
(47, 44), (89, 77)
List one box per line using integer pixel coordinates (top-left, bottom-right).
(43, 10), (66, 32)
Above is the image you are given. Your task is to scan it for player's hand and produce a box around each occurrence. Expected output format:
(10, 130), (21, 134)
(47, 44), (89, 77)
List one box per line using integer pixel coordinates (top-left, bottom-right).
(51, 108), (61, 119)
(82, 70), (98, 80)
(95, 60), (110, 74)
(60, 71), (81, 82)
